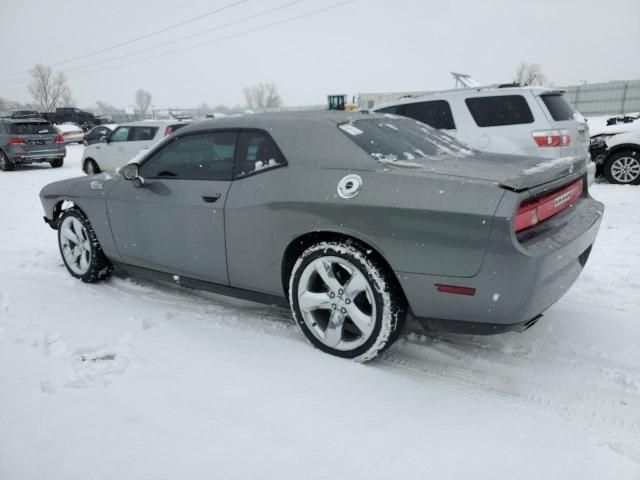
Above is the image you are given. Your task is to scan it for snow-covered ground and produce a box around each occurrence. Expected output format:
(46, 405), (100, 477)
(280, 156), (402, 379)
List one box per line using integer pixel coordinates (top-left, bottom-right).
(1, 146), (639, 479)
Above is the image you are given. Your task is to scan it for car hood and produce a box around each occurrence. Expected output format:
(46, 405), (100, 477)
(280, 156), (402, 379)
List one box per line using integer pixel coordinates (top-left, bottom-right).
(377, 151), (587, 191)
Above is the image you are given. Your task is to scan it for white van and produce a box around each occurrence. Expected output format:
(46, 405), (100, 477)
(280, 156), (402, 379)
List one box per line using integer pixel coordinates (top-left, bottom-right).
(373, 86), (596, 184)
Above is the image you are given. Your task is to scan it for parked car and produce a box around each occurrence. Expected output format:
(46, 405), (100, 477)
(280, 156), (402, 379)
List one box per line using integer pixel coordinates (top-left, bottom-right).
(373, 86), (597, 185)
(591, 129), (640, 184)
(8, 110), (41, 119)
(81, 120), (191, 174)
(55, 123), (85, 144)
(40, 108), (99, 131)
(0, 118), (65, 171)
(40, 112), (603, 361)
(83, 124), (117, 146)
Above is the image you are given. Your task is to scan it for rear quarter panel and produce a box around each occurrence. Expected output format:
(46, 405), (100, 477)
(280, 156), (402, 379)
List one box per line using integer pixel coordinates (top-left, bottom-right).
(449, 92), (551, 157)
(225, 164), (505, 297)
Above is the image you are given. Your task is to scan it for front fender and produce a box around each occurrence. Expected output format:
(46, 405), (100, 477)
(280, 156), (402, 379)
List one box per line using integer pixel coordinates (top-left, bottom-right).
(39, 174), (123, 262)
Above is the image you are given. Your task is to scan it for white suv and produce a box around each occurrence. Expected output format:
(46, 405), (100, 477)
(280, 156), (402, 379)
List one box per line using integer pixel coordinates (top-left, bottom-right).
(81, 120), (191, 174)
(373, 86), (596, 184)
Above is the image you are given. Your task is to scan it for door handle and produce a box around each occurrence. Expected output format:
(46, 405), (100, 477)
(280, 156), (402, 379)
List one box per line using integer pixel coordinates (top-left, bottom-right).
(202, 193), (221, 203)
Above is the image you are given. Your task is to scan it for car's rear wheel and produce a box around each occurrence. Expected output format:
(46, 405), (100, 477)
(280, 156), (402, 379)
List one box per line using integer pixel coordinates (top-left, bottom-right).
(50, 158), (64, 168)
(0, 151), (15, 171)
(83, 158), (100, 175)
(289, 241), (406, 362)
(604, 149), (640, 185)
(58, 209), (113, 283)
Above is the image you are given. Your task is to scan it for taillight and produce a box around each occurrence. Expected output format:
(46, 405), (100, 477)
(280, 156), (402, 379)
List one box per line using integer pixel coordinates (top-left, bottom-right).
(165, 126), (173, 136)
(8, 137), (27, 145)
(515, 178), (584, 232)
(532, 130), (571, 147)
(54, 135), (65, 144)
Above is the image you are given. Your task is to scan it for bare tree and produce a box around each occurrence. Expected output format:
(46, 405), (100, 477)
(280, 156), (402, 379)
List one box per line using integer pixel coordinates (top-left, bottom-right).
(27, 64), (71, 111)
(242, 83), (282, 110)
(514, 62), (549, 86)
(60, 88), (76, 107)
(95, 100), (119, 115)
(135, 89), (152, 117)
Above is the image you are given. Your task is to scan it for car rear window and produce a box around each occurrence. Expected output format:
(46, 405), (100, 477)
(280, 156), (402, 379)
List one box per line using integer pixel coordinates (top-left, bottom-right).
(338, 116), (472, 166)
(9, 123), (57, 135)
(465, 95), (534, 127)
(540, 94), (576, 121)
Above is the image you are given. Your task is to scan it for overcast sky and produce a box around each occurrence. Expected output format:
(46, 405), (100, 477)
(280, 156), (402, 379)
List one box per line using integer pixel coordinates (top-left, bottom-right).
(1, 0), (638, 109)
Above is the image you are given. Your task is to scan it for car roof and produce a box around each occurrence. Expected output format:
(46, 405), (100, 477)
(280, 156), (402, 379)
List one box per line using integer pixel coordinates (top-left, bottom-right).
(180, 110), (391, 133)
(117, 120), (192, 128)
(7, 118), (50, 124)
(373, 85), (565, 110)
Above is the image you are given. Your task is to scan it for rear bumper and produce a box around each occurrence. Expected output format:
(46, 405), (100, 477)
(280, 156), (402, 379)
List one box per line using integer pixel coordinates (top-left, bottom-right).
(396, 195), (604, 331)
(8, 149), (66, 163)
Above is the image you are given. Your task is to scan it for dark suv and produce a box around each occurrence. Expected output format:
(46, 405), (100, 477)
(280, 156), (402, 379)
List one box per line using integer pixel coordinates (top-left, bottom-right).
(0, 119), (66, 171)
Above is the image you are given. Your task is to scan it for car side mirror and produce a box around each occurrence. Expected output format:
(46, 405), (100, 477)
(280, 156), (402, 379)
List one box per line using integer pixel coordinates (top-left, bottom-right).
(121, 163), (144, 187)
(99, 135), (108, 143)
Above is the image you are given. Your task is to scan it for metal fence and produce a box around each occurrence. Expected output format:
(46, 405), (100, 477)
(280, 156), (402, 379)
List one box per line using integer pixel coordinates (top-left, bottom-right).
(562, 80), (640, 116)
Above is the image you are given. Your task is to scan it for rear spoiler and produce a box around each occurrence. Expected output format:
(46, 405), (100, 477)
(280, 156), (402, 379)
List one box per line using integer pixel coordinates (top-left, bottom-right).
(533, 89), (567, 97)
(499, 156), (586, 191)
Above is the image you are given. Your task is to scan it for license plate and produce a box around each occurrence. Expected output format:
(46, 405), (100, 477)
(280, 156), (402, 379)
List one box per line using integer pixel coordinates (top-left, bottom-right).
(35, 140), (45, 145)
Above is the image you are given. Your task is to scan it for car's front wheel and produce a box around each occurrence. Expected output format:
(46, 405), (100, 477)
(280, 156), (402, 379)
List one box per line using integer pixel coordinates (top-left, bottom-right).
(58, 209), (113, 283)
(0, 151), (15, 171)
(604, 149), (640, 185)
(289, 241), (406, 361)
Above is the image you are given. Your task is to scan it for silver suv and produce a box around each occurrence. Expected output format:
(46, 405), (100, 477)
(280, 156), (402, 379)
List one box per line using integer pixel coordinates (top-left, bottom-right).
(373, 86), (596, 184)
(0, 118), (66, 171)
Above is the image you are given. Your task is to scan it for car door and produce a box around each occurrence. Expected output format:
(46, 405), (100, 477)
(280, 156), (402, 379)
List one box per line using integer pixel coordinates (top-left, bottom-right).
(98, 125), (130, 170)
(124, 125), (159, 162)
(106, 130), (238, 284)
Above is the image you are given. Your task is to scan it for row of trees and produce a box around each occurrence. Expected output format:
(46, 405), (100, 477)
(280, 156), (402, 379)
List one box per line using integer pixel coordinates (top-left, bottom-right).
(3, 63), (283, 115)
(2, 62), (549, 116)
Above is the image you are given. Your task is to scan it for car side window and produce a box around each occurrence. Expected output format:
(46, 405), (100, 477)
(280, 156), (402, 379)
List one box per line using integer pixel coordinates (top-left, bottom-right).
(377, 105), (404, 115)
(129, 126), (158, 141)
(465, 95), (534, 127)
(110, 127), (130, 142)
(234, 130), (286, 179)
(403, 100), (456, 130)
(140, 131), (237, 181)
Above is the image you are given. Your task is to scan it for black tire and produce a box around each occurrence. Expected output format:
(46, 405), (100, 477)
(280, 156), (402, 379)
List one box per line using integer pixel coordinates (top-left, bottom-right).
(289, 241), (406, 362)
(83, 158), (100, 175)
(0, 151), (15, 171)
(57, 208), (113, 283)
(50, 158), (64, 168)
(604, 149), (640, 185)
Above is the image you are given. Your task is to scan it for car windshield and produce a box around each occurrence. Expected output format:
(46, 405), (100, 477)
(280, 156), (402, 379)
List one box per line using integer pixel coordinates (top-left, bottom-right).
(339, 116), (473, 166)
(9, 122), (57, 135)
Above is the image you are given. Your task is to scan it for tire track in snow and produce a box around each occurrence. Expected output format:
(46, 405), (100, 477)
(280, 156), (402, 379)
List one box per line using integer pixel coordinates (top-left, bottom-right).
(92, 274), (640, 463)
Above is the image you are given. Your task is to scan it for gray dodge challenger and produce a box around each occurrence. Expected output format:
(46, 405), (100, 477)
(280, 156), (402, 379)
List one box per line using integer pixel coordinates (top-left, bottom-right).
(40, 112), (604, 361)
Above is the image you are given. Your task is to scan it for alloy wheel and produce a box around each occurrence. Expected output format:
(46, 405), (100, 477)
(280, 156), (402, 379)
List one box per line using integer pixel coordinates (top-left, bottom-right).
(60, 216), (92, 275)
(611, 156), (640, 183)
(296, 256), (376, 351)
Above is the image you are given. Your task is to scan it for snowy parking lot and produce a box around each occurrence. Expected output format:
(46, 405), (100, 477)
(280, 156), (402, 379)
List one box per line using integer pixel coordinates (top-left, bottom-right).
(1, 145), (639, 479)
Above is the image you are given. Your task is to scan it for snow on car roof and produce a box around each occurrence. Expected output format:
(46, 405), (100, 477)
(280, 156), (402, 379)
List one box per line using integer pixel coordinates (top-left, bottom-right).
(55, 123), (83, 133)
